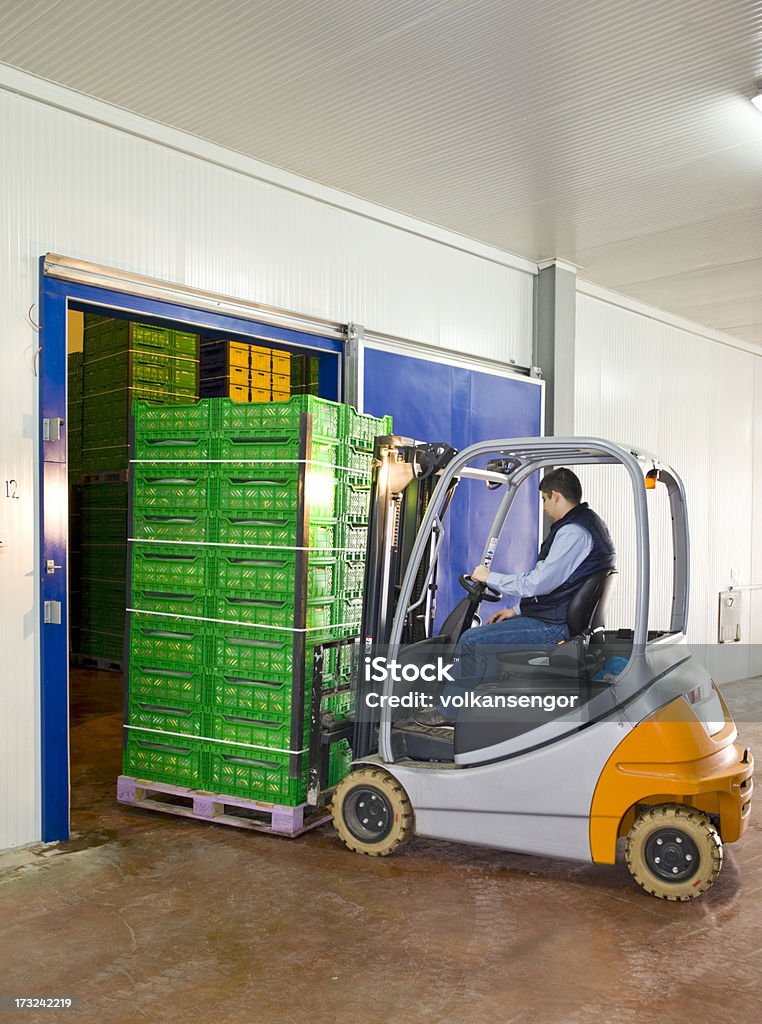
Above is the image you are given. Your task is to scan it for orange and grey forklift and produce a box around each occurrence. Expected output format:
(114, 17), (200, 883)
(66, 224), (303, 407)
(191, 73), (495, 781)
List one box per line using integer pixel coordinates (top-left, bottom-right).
(330, 435), (754, 901)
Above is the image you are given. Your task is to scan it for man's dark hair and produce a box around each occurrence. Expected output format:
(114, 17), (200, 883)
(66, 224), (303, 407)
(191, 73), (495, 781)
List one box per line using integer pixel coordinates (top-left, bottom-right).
(540, 468), (582, 504)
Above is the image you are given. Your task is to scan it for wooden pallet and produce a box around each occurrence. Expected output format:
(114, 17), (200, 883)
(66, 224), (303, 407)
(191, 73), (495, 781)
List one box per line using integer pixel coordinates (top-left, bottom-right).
(117, 775), (331, 837)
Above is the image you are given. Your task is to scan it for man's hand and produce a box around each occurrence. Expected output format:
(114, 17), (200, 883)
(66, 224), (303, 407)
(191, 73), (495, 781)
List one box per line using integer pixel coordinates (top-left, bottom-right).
(471, 564), (490, 584)
(487, 608), (517, 624)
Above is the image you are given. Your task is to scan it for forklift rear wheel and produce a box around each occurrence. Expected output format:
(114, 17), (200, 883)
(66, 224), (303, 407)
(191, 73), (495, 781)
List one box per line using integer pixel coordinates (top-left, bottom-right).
(332, 768), (414, 856)
(625, 804), (723, 901)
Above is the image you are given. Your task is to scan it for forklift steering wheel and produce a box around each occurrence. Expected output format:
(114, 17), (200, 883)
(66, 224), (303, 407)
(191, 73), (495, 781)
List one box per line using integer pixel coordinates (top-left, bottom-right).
(458, 574), (502, 602)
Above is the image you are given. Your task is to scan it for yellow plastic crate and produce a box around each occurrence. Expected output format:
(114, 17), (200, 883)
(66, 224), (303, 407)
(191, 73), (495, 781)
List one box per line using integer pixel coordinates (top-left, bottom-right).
(271, 351), (291, 374)
(229, 383), (249, 402)
(249, 387), (271, 402)
(249, 347), (272, 372)
(228, 364), (250, 386)
(229, 342), (250, 369)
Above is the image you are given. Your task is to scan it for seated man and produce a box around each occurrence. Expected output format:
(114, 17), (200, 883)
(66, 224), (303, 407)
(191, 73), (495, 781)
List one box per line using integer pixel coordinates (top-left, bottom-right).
(413, 467), (616, 727)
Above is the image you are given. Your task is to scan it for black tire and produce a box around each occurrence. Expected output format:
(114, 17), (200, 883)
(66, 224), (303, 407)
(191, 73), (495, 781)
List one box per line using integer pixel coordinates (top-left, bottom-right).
(331, 767), (414, 856)
(626, 804), (723, 901)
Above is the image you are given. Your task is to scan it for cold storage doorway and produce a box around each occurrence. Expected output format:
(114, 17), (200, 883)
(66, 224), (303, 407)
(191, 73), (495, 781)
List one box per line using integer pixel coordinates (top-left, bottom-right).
(40, 259), (344, 842)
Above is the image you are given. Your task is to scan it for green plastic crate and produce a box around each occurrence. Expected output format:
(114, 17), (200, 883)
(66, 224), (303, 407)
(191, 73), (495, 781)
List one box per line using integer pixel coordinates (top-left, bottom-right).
(80, 445), (130, 473)
(215, 467), (339, 518)
(206, 624), (293, 677)
(214, 432), (339, 466)
(81, 513), (128, 544)
(212, 549), (337, 597)
(339, 407), (393, 451)
(213, 395), (341, 439)
(80, 482), (128, 508)
(213, 515), (339, 551)
(328, 739), (353, 787)
(337, 443), (374, 476)
(80, 609), (126, 634)
(133, 468), (212, 512)
(132, 511), (212, 544)
(127, 698), (204, 738)
(339, 521), (369, 555)
(206, 710), (305, 752)
(133, 399), (213, 436)
(206, 672), (298, 717)
(205, 742), (308, 805)
(77, 628), (124, 661)
(128, 661), (205, 706)
(78, 583), (126, 609)
(132, 323), (198, 358)
(170, 364), (198, 392)
(129, 613), (205, 667)
(210, 592), (336, 633)
(339, 559), (366, 597)
(323, 689), (355, 720)
(79, 569), (125, 591)
(131, 543), (210, 591)
(123, 730), (205, 788)
(130, 586), (207, 620)
(133, 433), (214, 464)
(337, 480), (372, 523)
(340, 597), (363, 629)
(84, 317), (199, 359)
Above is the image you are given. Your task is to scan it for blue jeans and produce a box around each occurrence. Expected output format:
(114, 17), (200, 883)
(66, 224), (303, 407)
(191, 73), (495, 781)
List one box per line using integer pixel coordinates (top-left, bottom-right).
(439, 615), (569, 719)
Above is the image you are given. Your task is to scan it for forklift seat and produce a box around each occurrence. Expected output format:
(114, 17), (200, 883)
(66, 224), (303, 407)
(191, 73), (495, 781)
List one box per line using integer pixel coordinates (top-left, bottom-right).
(497, 568), (617, 682)
(454, 569), (618, 758)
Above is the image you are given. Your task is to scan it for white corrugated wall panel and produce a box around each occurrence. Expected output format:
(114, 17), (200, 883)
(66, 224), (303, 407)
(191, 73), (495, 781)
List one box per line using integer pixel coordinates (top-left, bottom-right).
(0, 88), (532, 850)
(575, 293), (759, 683)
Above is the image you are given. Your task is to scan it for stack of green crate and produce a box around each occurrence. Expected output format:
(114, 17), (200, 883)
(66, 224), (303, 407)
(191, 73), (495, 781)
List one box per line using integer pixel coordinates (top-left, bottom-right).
(68, 353), (84, 652)
(124, 396), (392, 807)
(290, 354), (320, 396)
(71, 315), (199, 665)
(81, 314), (199, 474)
(336, 405), (393, 632)
(78, 482), (128, 662)
(69, 484), (82, 655)
(67, 352), (83, 478)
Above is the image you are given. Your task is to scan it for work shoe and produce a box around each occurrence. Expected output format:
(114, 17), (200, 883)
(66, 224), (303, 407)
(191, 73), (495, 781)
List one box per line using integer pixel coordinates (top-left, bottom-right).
(410, 706), (456, 729)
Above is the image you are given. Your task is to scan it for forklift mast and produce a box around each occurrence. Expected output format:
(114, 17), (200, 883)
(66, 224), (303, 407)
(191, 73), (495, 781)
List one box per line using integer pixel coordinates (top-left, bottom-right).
(352, 435), (458, 758)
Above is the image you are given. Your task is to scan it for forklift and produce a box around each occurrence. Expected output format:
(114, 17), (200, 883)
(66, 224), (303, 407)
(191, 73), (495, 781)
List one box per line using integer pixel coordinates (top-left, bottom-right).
(328, 435), (754, 901)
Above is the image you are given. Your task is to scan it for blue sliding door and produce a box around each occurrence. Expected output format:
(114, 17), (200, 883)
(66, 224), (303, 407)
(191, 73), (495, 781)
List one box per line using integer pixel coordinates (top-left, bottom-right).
(362, 348), (543, 625)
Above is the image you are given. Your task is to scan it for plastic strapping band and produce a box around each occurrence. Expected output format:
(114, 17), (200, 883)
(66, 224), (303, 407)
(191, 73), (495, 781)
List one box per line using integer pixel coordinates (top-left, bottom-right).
(122, 723), (308, 756)
(127, 537), (362, 553)
(127, 607), (359, 633)
(130, 458), (369, 474)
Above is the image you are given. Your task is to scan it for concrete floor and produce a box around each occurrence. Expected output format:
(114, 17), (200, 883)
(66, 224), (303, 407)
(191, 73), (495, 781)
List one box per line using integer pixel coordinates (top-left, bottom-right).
(1, 670), (761, 1024)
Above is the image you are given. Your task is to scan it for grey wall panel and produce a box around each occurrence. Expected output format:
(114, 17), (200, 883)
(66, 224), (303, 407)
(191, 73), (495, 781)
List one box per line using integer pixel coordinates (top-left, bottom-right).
(575, 292), (759, 683)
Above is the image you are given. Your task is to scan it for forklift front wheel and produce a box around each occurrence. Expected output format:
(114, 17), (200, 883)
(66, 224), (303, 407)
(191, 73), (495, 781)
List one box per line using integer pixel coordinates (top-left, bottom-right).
(332, 768), (414, 857)
(625, 804), (723, 901)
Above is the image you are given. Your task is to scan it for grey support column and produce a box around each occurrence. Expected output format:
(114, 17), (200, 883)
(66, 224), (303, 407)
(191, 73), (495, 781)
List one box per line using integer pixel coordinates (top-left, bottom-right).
(533, 259), (577, 437)
(343, 322), (365, 412)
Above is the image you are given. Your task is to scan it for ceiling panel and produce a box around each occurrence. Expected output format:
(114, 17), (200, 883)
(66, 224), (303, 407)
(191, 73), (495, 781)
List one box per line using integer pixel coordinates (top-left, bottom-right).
(1, 0), (761, 344)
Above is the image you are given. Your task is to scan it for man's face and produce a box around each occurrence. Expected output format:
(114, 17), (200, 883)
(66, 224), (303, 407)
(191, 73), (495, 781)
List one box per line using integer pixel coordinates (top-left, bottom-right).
(541, 489), (565, 522)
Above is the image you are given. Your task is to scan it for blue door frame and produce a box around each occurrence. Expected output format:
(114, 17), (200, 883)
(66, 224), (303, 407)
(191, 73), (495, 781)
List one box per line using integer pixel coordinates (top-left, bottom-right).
(38, 257), (344, 841)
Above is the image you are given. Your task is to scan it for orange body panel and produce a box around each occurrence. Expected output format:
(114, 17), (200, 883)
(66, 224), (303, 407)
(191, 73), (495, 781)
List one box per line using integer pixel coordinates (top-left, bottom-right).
(589, 694), (753, 863)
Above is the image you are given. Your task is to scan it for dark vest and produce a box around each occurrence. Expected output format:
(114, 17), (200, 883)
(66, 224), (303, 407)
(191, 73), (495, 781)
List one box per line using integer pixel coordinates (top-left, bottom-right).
(519, 503), (616, 625)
